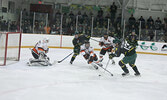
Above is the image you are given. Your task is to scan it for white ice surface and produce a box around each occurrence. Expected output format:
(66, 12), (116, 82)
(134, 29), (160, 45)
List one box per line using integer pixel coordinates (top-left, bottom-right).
(0, 48), (167, 100)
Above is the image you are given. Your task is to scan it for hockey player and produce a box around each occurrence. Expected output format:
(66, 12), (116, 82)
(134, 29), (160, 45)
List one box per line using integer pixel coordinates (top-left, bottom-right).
(27, 38), (51, 66)
(80, 41), (102, 69)
(99, 33), (115, 64)
(70, 32), (90, 64)
(110, 40), (140, 76)
(126, 30), (138, 47)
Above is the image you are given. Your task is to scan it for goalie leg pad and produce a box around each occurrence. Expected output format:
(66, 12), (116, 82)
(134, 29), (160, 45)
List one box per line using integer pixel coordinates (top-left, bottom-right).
(27, 58), (51, 66)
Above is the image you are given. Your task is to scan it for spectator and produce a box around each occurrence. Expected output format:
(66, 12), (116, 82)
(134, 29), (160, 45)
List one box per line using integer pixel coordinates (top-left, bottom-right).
(147, 16), (154, 27)
(105, 13), (110, 20)
(55, 10), (61, 17)
(22, 8), (28, 20)
(164, 17), (167, 23)
(2, 20), (8, 31)
(69, 11), (74, 19)
(44, 26), (51, 34)
(110, 2), (117, 23)
(164, 22), (167, 33)
(97, 8), (104, 28)
(68, 11), (75, 27)
(89, 11), (93, 18)
(77, 11), (82, 24)
(98, 8), (103, 18)
(129, 25), (138, 35)
(10, 21), (17, 32)
(155, 17), (162, 30)
(128, 14), (136, 28)
(116, 14), (121, 26)
(83, 12), (88, 23)
(148, 21), (155, 41)
(138, 16), (145, 29)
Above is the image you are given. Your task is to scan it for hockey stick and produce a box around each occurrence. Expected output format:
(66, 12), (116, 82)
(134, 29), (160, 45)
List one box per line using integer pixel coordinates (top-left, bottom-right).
(105, 59), (110, 69)
(98, 64), (113, 76)
(57, 52), (73, 63)
(90, 38), (100, 42)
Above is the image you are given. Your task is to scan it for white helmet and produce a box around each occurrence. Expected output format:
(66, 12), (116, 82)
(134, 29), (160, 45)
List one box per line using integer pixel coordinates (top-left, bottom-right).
(43, 38), (49, 43)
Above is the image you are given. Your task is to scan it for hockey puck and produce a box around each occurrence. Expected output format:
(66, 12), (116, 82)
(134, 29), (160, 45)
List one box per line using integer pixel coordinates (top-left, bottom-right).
(98, 74), (101, 77)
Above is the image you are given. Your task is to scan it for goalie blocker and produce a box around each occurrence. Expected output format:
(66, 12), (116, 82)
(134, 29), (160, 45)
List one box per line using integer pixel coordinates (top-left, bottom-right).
(27, 38), (52, 66)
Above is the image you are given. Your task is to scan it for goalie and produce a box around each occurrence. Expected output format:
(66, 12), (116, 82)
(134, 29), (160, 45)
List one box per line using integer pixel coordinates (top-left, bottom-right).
(27, 38), (51, 66)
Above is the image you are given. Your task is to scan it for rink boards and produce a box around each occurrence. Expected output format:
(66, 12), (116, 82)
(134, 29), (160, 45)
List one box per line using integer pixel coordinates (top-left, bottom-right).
(21, 34), (167, 56)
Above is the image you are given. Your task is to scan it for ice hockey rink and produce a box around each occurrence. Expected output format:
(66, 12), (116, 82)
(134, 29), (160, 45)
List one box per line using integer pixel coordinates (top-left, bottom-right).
(0, 48), (167, 100)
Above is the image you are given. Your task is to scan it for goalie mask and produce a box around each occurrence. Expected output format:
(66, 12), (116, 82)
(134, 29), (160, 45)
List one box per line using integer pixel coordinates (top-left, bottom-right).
(85, 41), (90, 49)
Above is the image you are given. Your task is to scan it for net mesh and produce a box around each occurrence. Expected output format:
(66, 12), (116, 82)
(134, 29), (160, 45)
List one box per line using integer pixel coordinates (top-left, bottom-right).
(0, 32), (21, 65)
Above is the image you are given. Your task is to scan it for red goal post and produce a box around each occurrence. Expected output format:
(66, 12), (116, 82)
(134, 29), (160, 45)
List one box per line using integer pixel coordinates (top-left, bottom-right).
(0, 32), (22, 66)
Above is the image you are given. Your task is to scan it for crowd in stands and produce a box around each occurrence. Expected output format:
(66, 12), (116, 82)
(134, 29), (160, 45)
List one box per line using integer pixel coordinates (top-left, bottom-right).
(0, 20), (18, 32)
(0, 2), (167, 42)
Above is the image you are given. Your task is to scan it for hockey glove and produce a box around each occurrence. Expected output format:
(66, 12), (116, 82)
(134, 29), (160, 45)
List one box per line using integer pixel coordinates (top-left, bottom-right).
(45, 48), (49, 53)
(109, 54), (115, 59)
(83, 54), (90, 60)
(99, 42), (104, 46)
(88, 56), (93, 64)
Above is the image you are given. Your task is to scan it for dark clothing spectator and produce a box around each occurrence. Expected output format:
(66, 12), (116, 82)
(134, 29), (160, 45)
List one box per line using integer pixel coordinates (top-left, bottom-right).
(55, 10), (61, 17)
(10, 21), (17, 32)
(128, 15), (136, 30)
(77, 11), (83, 24)
(98, 8), (103, 18)
(105, 13), (110, 27)
(164, 23), (167, 33)
(83, 12), (88, 19)
(164, 18), (167, 24)
(83, 12), (88, 23)
(129, 15), (136, 25)
(89, 11), (93, 18)
(105, 13), (110, 20)
(147, 16), (154, 27)
(110, 2), (117, 23)
(148, 22), (155, 30)
(147, 22), (155, 41)
(116, 14), (121, 26)
(69, 11), (74, 19)
(155, 17), (162, 30)
(129, 25), (138, 35)
(138, 16), (145, 29)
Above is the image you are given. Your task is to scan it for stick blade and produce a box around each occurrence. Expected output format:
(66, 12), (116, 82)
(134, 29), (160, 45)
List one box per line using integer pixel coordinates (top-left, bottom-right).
(57, 61), (61, 63)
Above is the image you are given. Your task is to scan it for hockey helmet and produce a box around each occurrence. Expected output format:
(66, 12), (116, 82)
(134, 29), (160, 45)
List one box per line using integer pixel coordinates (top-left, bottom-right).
(104, 33), (108, 40)
(85, 40), (90, 49)
(43, 38), (49, 43)
(132, 30), (136, 35)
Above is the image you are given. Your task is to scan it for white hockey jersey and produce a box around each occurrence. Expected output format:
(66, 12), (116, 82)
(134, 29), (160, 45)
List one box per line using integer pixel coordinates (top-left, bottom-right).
(80, 44), (94, 56)
(34, 40), (48, 54)
(99, 36), (115, 48)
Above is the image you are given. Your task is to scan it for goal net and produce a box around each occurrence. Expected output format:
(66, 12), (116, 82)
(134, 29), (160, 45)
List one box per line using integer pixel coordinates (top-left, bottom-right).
(0, 32), (22, 66)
